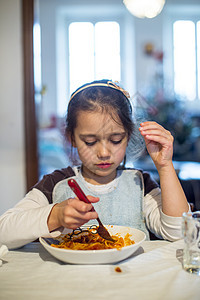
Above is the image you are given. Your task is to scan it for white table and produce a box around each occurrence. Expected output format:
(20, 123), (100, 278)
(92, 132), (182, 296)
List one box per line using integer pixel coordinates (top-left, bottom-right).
(0, 240), (200, 300)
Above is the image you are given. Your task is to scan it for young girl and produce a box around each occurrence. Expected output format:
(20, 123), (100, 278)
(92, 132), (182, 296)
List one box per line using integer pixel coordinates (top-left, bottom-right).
(0, 80), (189, 249)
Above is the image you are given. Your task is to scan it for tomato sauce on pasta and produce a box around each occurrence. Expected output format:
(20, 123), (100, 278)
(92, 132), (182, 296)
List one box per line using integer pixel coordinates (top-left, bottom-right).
(51, 226), (135, 250)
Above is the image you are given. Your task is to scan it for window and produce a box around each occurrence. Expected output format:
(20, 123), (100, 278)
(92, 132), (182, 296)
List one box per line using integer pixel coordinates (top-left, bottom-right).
(173, 20), (200, 100)
(56, 9), (135, 117)
(68, 21), (120, 95)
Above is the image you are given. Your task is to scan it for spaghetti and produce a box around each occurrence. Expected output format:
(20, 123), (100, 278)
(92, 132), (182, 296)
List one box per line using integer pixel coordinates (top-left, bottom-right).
(51, 226), (135, 250)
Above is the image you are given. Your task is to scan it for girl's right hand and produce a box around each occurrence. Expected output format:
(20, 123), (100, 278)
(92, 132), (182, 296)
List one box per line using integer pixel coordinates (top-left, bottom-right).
(47, 196), (99, 232)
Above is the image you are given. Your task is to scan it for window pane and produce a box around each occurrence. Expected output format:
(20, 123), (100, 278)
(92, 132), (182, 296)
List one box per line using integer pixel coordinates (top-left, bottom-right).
(197, 21), (200, 99)
(69, 22), (94, 94)
(95, 22), (120, 81)
(173, 20), (196, 100)
(33, 23), (42, 92)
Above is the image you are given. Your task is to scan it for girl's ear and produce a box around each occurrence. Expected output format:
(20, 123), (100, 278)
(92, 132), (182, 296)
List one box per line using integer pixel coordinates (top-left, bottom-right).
(71, 137), (76, 148)
(66, 132), (76, 148)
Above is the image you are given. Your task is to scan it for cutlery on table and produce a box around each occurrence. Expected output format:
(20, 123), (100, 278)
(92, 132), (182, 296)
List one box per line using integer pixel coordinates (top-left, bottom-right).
(68, 178), (115, 242)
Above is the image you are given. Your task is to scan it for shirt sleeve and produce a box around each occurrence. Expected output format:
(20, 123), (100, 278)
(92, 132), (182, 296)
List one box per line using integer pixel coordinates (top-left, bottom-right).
(143, 187), (191, 241)
(0, 188), (64, 249)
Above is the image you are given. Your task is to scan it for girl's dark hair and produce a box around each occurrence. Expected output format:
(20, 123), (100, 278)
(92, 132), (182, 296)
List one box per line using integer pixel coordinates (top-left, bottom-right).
(65, 79), (134, 142)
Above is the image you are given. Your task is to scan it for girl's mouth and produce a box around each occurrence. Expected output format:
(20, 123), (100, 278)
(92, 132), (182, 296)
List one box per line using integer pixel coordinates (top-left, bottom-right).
(96, 163), (112, 169)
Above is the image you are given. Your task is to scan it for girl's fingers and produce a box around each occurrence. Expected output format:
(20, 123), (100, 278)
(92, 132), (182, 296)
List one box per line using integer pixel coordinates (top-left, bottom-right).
(64, 199), (88, 214)
(141, 129), (173, 140)
(140, 129), (171, 139)
(140, 121), (162, 128)
(143, 134), (173, 147)
(87, 195), (100, 204)
(140, 121), (167, 133)
(60, 197), (98, 228)
(139, 122), (174, 167)
(140, 131), (173, 145)
(69, 196), (99, 213)
(52, 195), (100, 231)
(140, 122), (165, 133)
(139, 122), (173, 142)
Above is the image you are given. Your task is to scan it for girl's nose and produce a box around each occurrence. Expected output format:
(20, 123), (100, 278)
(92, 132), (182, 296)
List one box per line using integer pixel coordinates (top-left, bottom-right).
(97, 142), (110, 159)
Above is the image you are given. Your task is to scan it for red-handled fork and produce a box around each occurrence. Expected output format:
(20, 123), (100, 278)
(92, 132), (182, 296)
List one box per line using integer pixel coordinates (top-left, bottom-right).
(68, 178), (115, 242)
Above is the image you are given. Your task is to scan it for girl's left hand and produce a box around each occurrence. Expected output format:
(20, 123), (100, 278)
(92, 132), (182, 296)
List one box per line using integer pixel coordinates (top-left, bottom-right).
(139, 121), (174, 170)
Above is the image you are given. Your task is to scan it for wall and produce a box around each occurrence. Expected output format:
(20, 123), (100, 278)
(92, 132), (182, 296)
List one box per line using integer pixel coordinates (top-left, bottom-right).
(0, 0), (25, 214)
(134, 12), (164, 94)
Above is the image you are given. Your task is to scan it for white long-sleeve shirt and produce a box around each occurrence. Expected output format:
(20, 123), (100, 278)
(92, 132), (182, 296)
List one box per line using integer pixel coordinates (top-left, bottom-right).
(0, 166), (188, 249)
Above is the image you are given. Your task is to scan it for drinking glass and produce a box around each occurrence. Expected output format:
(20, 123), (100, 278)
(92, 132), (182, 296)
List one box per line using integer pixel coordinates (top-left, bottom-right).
(182, 211), (200, 275)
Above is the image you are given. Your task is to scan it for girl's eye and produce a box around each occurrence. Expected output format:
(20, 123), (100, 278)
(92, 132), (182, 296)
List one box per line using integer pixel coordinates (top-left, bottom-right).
(110, 139), (122, 145)
(85, 141), (97, 146)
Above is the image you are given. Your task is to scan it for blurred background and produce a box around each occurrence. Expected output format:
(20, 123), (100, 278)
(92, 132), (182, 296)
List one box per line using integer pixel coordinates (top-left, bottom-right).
(0, 0), (200, 214)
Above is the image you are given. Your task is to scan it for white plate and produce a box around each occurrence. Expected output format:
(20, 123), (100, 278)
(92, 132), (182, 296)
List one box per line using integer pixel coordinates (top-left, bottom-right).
(39, 225), (146, 265)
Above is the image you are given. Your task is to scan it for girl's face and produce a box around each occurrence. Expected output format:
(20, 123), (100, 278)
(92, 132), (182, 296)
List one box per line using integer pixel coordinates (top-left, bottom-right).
(73, 110), (128, 185)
